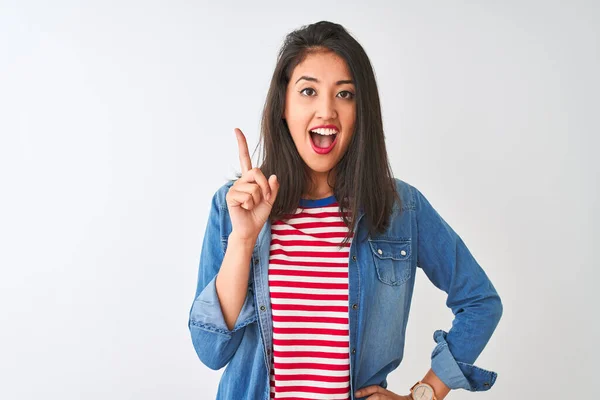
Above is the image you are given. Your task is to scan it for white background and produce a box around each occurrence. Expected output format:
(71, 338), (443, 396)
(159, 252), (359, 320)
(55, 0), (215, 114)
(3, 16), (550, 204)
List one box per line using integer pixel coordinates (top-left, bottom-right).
(1, 1), (598, 399)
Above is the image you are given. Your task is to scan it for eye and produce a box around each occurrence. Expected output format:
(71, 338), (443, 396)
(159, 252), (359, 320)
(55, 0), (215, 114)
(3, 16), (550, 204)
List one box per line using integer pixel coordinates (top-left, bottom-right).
(337, 90), (355, 100)
(300, 87), (316, 96)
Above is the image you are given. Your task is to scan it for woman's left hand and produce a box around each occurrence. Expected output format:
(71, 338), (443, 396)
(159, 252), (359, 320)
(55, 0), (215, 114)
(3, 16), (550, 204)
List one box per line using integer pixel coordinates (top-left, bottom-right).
(354, 385), (412, 399)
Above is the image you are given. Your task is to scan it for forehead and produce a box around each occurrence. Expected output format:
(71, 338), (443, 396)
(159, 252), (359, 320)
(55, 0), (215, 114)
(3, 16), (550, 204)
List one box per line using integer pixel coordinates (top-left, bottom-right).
(290, 50), (353, 82)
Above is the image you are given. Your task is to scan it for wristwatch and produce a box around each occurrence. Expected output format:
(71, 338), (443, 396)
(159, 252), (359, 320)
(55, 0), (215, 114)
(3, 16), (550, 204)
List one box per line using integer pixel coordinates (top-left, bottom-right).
(410, 381), (438, 400)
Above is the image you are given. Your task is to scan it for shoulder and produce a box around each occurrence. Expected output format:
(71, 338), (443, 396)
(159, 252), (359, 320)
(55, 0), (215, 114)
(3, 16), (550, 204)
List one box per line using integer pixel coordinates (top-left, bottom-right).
(392, 177), (418, 211)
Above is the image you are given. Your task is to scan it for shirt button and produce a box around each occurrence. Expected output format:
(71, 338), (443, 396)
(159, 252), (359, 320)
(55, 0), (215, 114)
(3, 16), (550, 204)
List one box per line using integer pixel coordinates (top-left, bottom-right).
(253, 258), (259, 264)
(400, 250), (406, 256)
(267, 348), (271, 355)
(377, 249), (383, 255)
(352, 255), (357, 261)
(483, 383), (490, 387)
(352, 304), (358, 310)
(260, 305), (266, 311)
(351, 348), (356, 354)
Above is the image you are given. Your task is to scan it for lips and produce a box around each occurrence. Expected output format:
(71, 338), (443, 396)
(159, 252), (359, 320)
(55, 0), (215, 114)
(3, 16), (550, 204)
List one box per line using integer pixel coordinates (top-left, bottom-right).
(309, 124), (340, 132)
(309, 131), (338, 154)
(306, 123), (340, 155)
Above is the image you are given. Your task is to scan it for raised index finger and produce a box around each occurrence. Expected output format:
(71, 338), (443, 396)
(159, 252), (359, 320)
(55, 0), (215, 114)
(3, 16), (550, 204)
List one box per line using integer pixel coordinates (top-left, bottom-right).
(234, 128), (252, 174)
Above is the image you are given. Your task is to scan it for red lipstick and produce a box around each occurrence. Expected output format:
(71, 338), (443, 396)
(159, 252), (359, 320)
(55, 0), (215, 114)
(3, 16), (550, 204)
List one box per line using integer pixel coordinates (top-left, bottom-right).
(309, 124), (339, 131)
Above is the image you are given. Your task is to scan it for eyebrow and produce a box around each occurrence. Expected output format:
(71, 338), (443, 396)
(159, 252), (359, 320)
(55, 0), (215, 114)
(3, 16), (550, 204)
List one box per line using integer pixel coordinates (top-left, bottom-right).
(295, 75), (354, 85)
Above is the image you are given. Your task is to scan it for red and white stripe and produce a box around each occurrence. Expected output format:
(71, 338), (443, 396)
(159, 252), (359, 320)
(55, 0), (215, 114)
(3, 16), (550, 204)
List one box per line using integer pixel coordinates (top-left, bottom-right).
(268, 201), (353, 400)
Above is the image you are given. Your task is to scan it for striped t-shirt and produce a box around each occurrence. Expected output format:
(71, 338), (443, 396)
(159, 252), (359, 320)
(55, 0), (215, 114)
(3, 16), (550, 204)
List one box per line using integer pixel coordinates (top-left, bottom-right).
(268, 195), (353, 400)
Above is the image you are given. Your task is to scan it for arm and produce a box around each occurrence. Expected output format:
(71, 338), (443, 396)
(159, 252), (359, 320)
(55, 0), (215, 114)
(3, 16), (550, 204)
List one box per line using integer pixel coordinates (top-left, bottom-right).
(188, 188), (257, 370)
(414, 186), (503, 392)
(419, 369), (451, 399)
(216, 230), (257, 330)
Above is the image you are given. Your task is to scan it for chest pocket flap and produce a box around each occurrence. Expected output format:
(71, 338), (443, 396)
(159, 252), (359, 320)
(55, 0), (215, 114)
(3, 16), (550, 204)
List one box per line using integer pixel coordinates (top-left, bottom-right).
(368, 239), (412, 286)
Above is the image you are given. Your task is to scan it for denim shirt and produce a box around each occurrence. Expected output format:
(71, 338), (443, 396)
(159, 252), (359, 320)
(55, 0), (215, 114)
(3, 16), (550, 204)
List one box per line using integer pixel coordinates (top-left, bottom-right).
(188, 178), (503, 400)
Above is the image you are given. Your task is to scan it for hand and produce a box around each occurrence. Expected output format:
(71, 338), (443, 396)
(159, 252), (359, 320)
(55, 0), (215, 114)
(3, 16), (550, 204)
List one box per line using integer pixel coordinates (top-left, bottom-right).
(226, 128), (279, 241)
(354, 385), (412, 400)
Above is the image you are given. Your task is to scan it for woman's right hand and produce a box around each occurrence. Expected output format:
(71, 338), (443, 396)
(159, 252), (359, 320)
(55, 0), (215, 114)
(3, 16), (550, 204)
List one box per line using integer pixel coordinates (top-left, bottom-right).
(226, 128), (280, 242)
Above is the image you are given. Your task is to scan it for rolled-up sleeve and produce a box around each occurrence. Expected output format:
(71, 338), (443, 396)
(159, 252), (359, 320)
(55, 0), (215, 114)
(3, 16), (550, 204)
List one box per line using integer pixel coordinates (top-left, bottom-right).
(414, 187), (503, 391)
(188, 187), (257, 370)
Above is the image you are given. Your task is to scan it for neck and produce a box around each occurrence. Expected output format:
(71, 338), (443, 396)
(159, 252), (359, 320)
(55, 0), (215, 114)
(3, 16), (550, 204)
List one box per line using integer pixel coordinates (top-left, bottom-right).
(303, 190), (334, 200)
(303, 170), (335, 199)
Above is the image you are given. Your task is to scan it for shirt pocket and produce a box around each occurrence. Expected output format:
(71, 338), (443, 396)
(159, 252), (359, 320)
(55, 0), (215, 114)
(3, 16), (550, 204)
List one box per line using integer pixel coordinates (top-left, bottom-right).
(368, 239), (412, 286)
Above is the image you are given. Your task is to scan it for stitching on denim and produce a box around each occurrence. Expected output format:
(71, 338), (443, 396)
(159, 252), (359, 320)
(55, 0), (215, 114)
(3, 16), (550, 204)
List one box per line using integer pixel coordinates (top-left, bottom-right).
(231, 316), (257, 332)
(367, 237), (412, 242)
(367, 238), (412, 258)
(352, 235), (360, 369)
(411, 185), (421, 268)
(189, 320), (232, 337)
(455, 360), (496, 392)
(396, 179), (416, 210)
(371, 254), (412, 286)
(456, 360), (497, 376)
(190, 316), (257, 337)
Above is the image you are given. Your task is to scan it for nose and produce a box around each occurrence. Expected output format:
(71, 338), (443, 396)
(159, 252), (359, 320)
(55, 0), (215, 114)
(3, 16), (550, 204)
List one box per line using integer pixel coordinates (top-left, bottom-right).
(316, 95), (337, 120)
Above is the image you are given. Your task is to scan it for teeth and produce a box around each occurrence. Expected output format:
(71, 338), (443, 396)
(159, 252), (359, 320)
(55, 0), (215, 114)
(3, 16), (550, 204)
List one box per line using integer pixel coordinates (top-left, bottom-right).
(311, 128), (338, 135)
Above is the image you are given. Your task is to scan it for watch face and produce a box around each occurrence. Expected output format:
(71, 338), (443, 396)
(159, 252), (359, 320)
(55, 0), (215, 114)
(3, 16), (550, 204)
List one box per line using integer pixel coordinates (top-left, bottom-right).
(412, 384), (434, 400)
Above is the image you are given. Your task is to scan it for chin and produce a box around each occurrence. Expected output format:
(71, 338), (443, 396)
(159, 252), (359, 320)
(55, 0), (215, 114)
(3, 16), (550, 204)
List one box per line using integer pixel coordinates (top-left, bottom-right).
(306, 161), (337, 173)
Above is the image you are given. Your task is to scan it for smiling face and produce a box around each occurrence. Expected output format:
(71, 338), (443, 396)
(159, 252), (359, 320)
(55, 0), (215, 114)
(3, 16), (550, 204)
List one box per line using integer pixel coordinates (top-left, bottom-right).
(283, 50), (356, 195)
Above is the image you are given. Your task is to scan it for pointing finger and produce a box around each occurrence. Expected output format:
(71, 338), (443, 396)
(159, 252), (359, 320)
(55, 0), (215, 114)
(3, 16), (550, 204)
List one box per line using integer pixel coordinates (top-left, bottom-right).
(235, 128), (252, 174)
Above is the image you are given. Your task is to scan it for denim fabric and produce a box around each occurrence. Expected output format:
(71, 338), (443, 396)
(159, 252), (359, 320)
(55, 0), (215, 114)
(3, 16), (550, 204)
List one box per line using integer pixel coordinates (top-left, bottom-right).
(188, 178), (503, 399)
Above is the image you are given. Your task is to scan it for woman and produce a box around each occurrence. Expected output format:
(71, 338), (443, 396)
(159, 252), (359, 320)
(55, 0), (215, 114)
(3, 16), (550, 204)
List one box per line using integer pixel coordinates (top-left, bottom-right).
(188, 21), (502, 400)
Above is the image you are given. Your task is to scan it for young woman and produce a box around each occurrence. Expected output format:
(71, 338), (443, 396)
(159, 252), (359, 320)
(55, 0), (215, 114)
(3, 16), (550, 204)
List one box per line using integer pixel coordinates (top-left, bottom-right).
(188, 21), (502, 400)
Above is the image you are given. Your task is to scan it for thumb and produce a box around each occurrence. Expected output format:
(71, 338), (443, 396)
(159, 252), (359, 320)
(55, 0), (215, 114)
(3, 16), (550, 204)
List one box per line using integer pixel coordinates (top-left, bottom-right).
(268, 175), (279, 204)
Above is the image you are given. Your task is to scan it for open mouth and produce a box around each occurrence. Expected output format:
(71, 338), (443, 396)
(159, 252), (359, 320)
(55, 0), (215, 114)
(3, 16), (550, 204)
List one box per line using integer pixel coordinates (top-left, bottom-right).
(309, 129), (338, 154)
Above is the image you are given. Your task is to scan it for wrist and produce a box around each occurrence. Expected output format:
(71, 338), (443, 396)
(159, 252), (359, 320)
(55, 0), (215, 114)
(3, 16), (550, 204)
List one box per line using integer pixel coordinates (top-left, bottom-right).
(229, 230), (258, 248)
(418, 368), (450, 400)
(410, 381), (438, 400)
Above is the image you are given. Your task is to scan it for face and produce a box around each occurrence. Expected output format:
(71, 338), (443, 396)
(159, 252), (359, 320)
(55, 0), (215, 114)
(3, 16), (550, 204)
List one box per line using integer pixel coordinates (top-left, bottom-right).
(283, 50), (356, 186)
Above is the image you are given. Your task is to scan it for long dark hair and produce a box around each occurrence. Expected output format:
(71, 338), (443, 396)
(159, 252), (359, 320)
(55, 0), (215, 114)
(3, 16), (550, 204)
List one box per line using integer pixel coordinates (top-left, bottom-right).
(233, 20), (401, 245)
